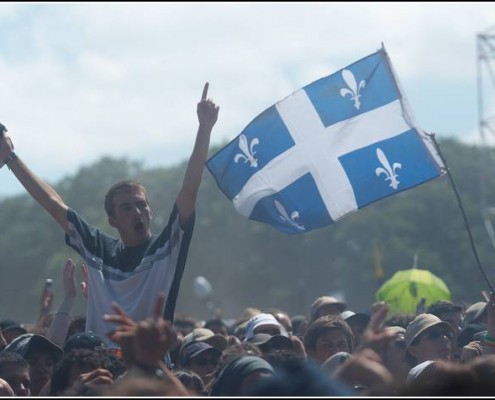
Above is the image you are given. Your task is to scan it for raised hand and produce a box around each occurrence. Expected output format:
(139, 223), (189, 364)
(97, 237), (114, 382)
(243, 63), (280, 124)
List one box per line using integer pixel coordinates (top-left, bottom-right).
(197, 82), (219, 130)
(103, 292), (177, 369)
(103, 301), (138, 367)
(133, 293), (178, 367)
(355, 301), (396, 356)
(72, 368), (114, 390)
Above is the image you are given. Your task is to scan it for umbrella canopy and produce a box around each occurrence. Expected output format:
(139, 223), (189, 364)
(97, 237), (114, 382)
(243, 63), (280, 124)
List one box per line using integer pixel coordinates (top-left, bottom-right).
(375, 268), (451, 314)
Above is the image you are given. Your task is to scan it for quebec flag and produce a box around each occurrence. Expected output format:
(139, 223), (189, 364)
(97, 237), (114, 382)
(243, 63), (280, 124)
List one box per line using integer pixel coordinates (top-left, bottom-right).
(207, 46), (445, 234)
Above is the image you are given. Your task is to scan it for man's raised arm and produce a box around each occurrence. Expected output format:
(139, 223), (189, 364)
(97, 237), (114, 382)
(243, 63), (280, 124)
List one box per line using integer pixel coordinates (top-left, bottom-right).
(0, 130), (69, 232)
(176, 82), (219, 225)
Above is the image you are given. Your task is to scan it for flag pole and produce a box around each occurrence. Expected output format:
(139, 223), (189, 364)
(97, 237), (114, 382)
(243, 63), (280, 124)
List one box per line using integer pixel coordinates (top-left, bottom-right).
(428, 133), (494, 292)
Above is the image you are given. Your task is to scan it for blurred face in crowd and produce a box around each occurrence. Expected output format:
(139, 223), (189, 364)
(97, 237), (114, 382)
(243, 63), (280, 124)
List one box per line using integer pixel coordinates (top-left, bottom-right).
(408, 325), (454, 365)
(345, 318), (368, 348)
(0, 365), (30, 396)
(438, 310), (463, 332)
(188, 350), (221, 385)
(310, 328), (351, 365)
(25, 351), (55, 395)
(382, 332), (409, 384)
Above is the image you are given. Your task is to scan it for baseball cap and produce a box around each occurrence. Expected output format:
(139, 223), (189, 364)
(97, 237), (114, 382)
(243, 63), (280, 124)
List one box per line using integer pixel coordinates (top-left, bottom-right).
(405, 314), (456, 348)
(310, 296), (347, 321)
(181, 342), (222, 366)
(63, 332), (107, 353)
(247, 333), (293, 352)
(180, 328), (227, 353)
(244, 313), (288, 341)
(3, 333), (63, 362)
(339, 311), (370, 326)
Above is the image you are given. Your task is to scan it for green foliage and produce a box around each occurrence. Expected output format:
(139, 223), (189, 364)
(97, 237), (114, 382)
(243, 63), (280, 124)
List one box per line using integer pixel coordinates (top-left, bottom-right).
(1, 138), (495, 323)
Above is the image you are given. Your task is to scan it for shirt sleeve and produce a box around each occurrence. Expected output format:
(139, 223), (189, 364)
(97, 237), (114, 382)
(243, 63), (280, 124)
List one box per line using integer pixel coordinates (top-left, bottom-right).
(64, 208), (118, 266)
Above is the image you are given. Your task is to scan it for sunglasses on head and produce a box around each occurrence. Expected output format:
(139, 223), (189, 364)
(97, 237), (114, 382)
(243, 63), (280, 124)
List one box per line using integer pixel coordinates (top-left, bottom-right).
(425, 327), (453, 341)
(193, 357), (219, 367)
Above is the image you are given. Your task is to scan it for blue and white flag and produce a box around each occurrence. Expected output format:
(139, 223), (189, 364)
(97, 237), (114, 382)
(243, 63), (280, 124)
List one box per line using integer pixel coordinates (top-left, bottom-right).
(207, 47), (445, 234)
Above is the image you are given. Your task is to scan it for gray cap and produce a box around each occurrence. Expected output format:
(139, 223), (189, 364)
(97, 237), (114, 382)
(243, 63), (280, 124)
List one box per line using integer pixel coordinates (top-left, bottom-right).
(405, 313), (455, 348)
(310, 296), (347, 320)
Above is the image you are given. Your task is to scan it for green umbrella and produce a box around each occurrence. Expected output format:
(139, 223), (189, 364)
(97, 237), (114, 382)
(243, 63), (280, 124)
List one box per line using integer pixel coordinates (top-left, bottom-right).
(375, 268), (451, 314)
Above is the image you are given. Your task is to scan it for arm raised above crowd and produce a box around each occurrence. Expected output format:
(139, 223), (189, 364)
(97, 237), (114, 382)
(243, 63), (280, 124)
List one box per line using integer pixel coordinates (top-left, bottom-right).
(46, 258), (78, 346)
(176, 83), (219, 226)
(0, 132), (69, 232)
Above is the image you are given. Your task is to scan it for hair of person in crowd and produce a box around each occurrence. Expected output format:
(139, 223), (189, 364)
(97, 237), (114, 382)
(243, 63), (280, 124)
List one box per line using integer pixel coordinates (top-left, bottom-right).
(383, 312), (416, 329)
(173, 369), (208, 396)
(66, 316), (87, 340)
(49, 348), (117, 395)
(0, 351), (31, 396)
(208, 355), (275, 396)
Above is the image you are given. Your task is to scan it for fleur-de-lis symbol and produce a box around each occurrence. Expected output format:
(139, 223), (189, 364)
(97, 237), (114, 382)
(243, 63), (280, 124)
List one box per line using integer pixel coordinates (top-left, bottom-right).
(340, 69), (366, 110)
(234, 134), (259, 168)
(375, 148), (402, 190)
(274, 200), (305, 231)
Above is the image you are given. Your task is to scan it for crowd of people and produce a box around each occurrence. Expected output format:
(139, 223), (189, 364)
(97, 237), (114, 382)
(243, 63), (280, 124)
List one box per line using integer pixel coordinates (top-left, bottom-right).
(1, 288), (495, 396)
(2, 83), (495, 396)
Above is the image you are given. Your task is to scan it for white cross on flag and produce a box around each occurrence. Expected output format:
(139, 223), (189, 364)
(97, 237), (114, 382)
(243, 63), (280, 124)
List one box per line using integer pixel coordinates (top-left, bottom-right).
(207, 46), (445, 234)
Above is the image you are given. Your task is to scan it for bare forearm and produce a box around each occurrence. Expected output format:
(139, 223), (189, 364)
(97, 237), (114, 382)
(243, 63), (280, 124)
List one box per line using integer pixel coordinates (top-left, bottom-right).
(176, 124), (212, 223)
(47, 296), (74, 346)
(7, 156), (69, 231)
(183, 124), (212, 195)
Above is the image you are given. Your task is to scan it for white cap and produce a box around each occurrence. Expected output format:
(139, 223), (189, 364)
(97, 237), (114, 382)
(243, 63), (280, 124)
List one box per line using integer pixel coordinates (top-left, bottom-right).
(244, 313), (288, 341)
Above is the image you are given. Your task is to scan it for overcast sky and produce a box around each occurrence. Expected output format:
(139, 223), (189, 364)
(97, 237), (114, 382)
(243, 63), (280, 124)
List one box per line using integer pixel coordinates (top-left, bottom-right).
(0, 2), (494, 198)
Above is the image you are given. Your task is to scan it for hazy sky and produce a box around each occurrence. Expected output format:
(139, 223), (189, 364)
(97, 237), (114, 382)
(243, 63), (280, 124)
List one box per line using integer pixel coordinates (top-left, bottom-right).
(1, 2), (494, 197)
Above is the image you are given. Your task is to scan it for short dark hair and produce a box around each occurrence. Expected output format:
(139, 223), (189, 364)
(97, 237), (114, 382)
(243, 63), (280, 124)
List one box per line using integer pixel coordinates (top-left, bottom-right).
(427, 301), (463, 317)
(383, 312), (415, 329)
(49, 348), (114, 396)
(104, 180), (149, 217)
